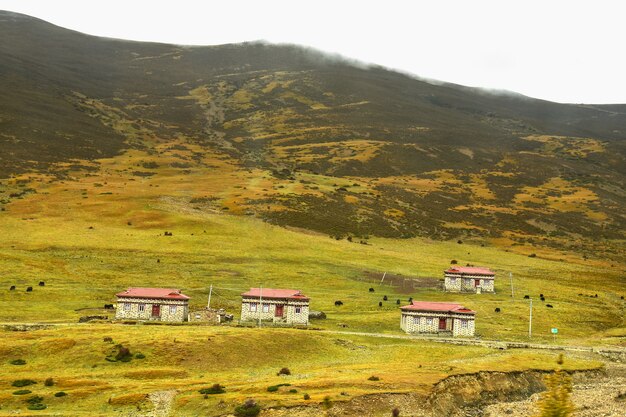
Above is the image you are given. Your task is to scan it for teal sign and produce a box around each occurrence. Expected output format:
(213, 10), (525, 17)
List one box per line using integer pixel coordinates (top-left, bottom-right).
(551, 328), (558, 334)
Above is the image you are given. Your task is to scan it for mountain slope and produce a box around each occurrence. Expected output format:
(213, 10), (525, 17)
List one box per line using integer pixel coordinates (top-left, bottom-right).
(0, 11), (624, 260)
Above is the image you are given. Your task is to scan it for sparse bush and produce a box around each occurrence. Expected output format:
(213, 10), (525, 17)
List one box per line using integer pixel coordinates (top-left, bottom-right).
(44, 378), (54, 387)
(322, 395), (332, 409)
(27, 403), (47, 410)
(199, 384), (225, 395)
(13, 390), (32, 395)
(289, 388), (297, 393)
(26, 395), (44, 404)
(54, 391), (67, 397)
(135, 353), (146, 359)
(303, 393), (310, 400)
(277, 367), (291, 376)
(10, 359), (26, 365)
(12, 379), (36, 387)
(368, 376), (380, 381)
(267, 383), (291, 392)
(103, 336), (113, 343)
(535, 354), (574, 417)
(115, 345), (132, 362)
(234, 398), (261, 416)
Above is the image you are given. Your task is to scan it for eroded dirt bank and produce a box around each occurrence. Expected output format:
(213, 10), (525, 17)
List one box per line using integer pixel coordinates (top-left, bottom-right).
(252, 365), (619, 417)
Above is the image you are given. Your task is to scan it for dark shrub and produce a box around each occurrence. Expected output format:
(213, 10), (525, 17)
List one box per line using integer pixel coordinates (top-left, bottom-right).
(392, 407), (401, 416)
(135, 353), (146, 359)
(115, 345), (132, 362)
(529, 253), (537, 258)
(10, 359), (26, 365)
(234, 399), (261, 416)
(199, 384), (225, 395)
(450, 259), (458, 264)
(457, 240), (462, 244)
(103, 336), (113, 343)
(13, 390), (32, 395)
(368, 376), (380, 381)
(44, 378), (54, 387)
(289, 389), (297, 393)
(26, 395), (44, 404)
(303, 393), (310, 400)
(54, 392), (67, 397)
(12, 379), (36, 387)
(277, 367), (291, 376)
(267, 383), (290, 392)
(27, 403), (47, 410)
(322, 396), (332, 409)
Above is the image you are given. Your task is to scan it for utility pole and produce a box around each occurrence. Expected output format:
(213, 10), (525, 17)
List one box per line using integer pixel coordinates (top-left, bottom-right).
(509, 272), (514, 298)
(258, 286), (263, 328)
(528, 298), (533, 339)
(207, 284), (213, 309)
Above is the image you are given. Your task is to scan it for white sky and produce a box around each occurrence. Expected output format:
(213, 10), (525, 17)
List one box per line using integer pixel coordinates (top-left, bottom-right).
(1, 0), (625, 104)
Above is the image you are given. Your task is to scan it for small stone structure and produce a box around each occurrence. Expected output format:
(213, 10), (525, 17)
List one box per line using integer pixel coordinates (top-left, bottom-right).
(400, 301), (475, 337)
(115, 287), (190, 322)
(444, 266), (495, 293)
(189, 308), (233, 323)
(240, 288), (309, 325)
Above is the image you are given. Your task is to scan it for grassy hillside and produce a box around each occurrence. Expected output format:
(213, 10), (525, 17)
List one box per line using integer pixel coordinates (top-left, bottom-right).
(0, 11), (624, 416)
(1, 11), (625, 260)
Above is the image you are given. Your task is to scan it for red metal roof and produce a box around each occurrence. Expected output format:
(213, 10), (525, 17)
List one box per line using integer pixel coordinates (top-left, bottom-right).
(242, 288), (309, 300)
(445, 266), (495, 276)
(400, 301), (475, 315)
(116, 287), (190, 300)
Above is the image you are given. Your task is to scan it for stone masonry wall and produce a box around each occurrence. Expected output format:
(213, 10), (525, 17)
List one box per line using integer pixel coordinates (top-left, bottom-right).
(401, 310), (475, 337)
(444, 272), (495, 293)
(240, 297), (309, 325)
(115, 297), (189, 322)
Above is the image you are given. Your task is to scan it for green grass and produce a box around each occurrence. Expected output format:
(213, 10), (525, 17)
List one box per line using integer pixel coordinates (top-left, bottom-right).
(0, 324), (602, 416)
(0, 161), (623, 416)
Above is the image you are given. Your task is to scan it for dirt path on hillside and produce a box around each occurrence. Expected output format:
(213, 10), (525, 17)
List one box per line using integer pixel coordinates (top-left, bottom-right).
(144, 389), (177, 417)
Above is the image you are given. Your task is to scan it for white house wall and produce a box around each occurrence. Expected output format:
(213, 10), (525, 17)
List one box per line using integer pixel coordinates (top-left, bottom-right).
(240, 297), (309, 325)
(115, 297), (189, 322)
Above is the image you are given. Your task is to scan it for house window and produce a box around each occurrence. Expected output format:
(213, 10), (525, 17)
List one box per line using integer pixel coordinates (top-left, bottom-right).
(426, 318), (433, 325)
(250, 303), (257, 312)
(461, 319), (468, 328)
(295, 307), (301, 314)
(170, 305), (177, 314)
(413, 316), (421, 324)
(124, 303), (131, 311)
(138, 304), (145, 312)
(464, 279), (471, 285)
(262, 304), (270, 313)
(450, 278), (457, 285)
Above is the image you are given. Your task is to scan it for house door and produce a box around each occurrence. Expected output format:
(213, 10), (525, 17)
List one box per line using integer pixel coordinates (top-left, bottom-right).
(275, 305), (284, 317)
(438, 318), (447, 330)
(151, 304), (161, 317)
(474, 279), (481, 287)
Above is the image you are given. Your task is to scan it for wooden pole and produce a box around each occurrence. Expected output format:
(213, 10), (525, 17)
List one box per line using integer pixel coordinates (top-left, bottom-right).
(207, 284), (213, 309)
(258, 286), (263, 328)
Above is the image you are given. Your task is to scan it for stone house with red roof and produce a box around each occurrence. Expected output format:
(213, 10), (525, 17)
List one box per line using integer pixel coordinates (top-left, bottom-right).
(240, 288), (309, 325)
(115, 287), (190, 322)
(444, 266), (495, 293)
(400, 301), (475, 337)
